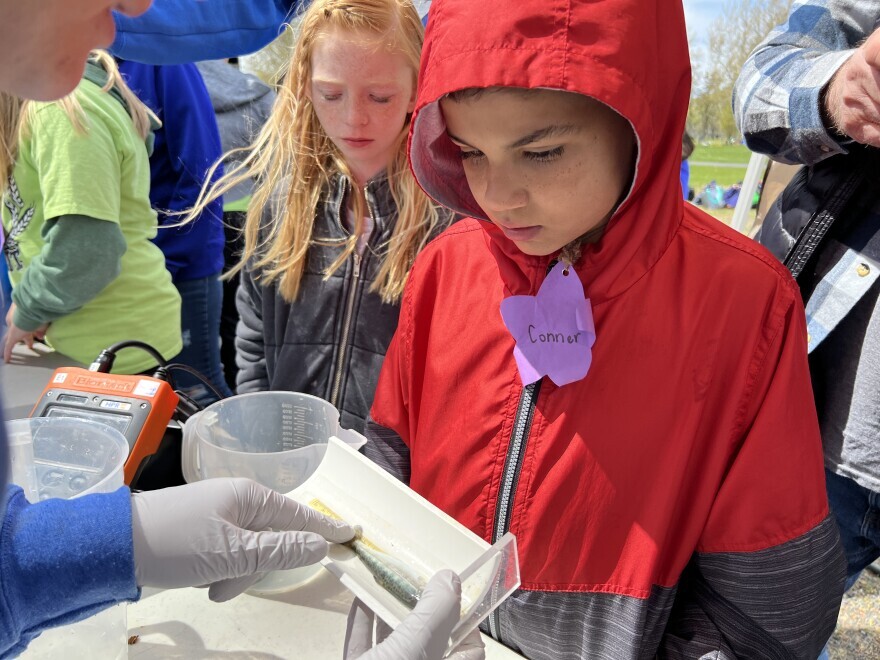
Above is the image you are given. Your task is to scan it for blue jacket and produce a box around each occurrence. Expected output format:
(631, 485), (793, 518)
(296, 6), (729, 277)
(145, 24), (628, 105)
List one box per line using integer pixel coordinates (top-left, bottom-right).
(118, 61), (225, 283)
(679, 159), (689, 201)
(0, 483), (138, 658)
(111, 0), (433, 64)
(112, 0), (299, 64)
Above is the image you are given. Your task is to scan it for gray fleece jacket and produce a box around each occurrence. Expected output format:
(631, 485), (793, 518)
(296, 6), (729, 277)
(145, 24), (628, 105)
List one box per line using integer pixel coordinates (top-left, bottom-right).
(235, 173), (452, 433)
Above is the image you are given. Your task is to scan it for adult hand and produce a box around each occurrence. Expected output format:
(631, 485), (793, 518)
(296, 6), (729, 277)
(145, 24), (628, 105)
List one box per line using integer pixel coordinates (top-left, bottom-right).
(3, 303), (47, 362)
(824, 28), (880, 146)
(131, 478), (355, 602)
(344, 569), (486, 660)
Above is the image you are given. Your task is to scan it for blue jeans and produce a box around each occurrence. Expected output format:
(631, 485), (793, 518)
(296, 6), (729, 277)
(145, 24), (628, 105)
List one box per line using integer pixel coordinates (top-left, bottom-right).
(818, 468), (880, 659)
(170, 274), (234, 407)
(826, 468), (880, 585)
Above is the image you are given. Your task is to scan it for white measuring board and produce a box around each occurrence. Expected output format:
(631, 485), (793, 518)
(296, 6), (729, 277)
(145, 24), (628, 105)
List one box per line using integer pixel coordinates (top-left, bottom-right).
(289, 436), (520, 654)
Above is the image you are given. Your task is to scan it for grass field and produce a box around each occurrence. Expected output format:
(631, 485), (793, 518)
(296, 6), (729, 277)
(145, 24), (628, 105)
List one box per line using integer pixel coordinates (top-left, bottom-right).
(688, 141), (752, 191)
(687, 141), (754, 227)
(692, 142), (752, 164)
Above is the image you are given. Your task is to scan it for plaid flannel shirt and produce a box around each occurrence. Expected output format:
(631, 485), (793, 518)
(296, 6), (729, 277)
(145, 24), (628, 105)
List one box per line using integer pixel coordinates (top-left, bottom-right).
(734, 0), (880, 166)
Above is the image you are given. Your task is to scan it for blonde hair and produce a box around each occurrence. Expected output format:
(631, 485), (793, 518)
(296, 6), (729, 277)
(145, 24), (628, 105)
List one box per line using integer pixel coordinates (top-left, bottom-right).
(0, 92), (26, 192)
(188, 0), (442, 303)
(0, 51), (155, 190)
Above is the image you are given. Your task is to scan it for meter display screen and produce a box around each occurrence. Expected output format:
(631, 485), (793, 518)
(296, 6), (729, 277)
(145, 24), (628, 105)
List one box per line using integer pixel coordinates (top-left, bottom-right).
(45, 406), (132, 436)
(56, 394), (89, 405)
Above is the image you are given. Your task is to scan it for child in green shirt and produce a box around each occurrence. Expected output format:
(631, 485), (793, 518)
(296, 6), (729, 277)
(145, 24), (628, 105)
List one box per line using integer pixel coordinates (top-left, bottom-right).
(2, 51), (181, 373)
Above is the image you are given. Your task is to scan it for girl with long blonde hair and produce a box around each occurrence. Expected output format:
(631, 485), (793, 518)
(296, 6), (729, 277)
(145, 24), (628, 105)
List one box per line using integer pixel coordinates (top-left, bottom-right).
(190, 0), (451, 431)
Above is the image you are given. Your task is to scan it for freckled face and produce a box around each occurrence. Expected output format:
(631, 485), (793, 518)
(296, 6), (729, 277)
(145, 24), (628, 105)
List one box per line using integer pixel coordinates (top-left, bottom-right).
(440, 88), (636, 256)
(308, 26), (416, 185)
(0, 0), (152, 101)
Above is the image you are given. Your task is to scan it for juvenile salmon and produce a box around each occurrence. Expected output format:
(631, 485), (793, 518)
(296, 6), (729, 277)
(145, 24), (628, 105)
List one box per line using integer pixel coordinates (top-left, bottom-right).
(309, 498), (426, 608)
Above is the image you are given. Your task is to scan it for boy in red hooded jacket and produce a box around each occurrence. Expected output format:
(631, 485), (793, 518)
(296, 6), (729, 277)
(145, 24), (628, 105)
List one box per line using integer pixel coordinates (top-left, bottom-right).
(361, 0), (846, 658)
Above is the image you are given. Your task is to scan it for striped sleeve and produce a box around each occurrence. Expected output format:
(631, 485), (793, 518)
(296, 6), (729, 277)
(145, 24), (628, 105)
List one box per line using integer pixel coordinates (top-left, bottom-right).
(363, 417), (411, 485)
(658, 280), (846, 657)
(660, 516), (845, 659)
(733, 0), (880, 165)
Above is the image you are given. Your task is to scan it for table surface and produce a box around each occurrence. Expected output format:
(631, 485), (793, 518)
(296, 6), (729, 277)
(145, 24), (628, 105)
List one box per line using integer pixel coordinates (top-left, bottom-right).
(1, 343), (81, 419)
(3, 348), (522, 659)
(128, 569), (522, 659)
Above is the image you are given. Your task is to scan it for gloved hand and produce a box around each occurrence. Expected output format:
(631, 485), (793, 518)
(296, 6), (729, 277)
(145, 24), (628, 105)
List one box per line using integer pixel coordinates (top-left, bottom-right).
(131, 478), (354, 602)
(344, 569), (486, 660)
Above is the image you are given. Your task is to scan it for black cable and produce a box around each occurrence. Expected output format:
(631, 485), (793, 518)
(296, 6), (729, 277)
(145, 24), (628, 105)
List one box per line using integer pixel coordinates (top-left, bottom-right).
(173, 389), (203, 421)
(90, 340), (168, 373)
(151, 366), (172, 386)
(165, 362), (227, 404)
(87, 341), (225, 418)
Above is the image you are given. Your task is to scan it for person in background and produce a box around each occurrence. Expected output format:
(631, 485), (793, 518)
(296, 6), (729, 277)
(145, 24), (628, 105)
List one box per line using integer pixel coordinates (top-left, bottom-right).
(1, 52), (182, 373)
(681, 130), (694, 201)
(734, 0), (880, 654)
(117, 59), (233, 404)
(195, 58), (276, 392)
(359, 0), (845, 656)
(0, 2), (463, 658)
(186, 0), (452, 434)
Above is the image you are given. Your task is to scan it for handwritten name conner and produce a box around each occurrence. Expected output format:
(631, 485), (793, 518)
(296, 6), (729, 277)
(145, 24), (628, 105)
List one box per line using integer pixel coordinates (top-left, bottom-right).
(528, 325), (584, 345)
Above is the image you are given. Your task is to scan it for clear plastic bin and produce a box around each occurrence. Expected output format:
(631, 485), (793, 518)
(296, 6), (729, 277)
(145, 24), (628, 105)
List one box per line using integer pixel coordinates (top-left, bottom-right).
(181, 392), (367, 591)
(6, 417), (129, 660)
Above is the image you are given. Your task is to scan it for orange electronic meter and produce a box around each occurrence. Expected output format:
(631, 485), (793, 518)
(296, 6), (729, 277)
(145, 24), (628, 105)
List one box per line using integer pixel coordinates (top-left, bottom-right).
(29, 368), (179, 485)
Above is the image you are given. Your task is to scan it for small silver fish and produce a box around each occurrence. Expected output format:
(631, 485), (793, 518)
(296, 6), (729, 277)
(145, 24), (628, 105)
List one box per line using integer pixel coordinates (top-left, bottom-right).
(347, 538), (423, 609)
(310, 499), (426, 609)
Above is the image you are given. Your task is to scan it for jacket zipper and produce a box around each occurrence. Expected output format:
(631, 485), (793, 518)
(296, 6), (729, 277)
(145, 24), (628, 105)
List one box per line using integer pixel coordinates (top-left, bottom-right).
(488, 378), (542, 641)
(488, 260), (555, 642)
(330, 252), (361, 407)
(329, 185), (375, 408)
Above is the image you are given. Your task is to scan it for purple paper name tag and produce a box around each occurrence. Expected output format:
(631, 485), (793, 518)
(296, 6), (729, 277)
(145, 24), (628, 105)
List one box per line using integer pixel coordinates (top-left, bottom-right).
(500, 261), (596, 387)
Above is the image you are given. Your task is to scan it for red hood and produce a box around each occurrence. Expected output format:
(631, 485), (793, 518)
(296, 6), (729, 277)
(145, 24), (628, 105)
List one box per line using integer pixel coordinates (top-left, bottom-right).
(409, 0), (691, 302)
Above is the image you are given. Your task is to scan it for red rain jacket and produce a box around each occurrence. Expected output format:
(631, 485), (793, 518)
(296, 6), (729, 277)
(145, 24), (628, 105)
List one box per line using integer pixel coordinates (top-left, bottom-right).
(368, 0), (845, 657)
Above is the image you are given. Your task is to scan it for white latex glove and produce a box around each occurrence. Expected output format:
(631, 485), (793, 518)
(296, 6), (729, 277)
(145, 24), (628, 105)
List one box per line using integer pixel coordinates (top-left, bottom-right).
(131, 478), (354, 602)
(344, 569), (486, 660)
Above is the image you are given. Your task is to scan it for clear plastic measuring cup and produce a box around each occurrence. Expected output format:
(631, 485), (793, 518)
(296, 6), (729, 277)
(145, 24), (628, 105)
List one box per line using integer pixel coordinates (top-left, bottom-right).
(181, 391), (367, 591)
(6, 416), (129, 660)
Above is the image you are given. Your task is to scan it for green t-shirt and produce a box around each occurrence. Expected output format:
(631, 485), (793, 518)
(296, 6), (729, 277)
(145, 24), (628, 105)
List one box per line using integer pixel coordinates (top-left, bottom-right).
(1, 76), (181, 373)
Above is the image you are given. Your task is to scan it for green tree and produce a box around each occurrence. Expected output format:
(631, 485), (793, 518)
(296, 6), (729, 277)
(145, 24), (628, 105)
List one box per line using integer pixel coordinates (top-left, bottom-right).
(688, 0), (793, 141)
